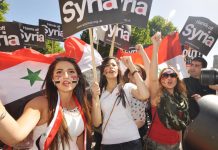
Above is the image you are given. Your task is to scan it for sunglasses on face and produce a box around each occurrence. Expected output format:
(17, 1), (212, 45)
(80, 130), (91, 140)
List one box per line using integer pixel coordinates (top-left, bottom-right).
(161, 73), (177, 78)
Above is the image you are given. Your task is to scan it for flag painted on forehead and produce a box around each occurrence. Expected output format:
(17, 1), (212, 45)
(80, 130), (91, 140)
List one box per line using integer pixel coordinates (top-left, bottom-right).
(116, 32), (188, 78)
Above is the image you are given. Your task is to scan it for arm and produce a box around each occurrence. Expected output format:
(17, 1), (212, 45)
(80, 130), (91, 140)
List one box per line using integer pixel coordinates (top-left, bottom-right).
(121, 56), (149, 100)
(91, 82), (102, 127)
(76, 132), (84, 150)
(149, 32), (162, 106)
(0, 98), (41, 146)
(136, 44), (150, 86)
(209, 84), (218, 91)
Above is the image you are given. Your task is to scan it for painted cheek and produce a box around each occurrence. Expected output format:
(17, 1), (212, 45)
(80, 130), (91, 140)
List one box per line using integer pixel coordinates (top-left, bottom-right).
(71, 75), (78, 80)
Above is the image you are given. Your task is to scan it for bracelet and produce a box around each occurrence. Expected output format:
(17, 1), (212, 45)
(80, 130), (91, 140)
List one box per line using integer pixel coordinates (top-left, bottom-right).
(0, 110), (6, 121)
(131, 70), (139, 76)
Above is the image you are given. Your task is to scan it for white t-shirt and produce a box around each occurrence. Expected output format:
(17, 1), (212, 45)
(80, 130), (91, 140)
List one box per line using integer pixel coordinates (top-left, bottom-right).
(101, 83), (140, 144)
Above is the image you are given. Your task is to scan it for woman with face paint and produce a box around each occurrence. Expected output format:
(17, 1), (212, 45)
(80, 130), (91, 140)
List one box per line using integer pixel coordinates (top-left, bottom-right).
(144, 32), (190, 150)
(0, 57), (91, 150)
(91, 56), (149, 150)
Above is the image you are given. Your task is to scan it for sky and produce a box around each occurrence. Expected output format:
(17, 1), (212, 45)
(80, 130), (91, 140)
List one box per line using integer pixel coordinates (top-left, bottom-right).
(4, 0), (218, 68)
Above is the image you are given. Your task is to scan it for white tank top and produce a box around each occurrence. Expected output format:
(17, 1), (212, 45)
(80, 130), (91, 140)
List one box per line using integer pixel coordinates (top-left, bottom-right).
(30, 107), (84, 150)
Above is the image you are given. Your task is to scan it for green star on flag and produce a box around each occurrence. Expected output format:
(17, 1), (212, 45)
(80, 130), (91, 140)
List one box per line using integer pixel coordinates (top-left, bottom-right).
(21, 68), (43, 86)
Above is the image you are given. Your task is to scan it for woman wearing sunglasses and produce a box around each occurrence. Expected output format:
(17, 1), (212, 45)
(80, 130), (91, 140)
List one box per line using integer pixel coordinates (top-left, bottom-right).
(144, 32), (190, 150)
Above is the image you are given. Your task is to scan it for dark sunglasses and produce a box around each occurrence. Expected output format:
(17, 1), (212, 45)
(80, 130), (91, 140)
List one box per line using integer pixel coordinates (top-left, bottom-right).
(161, 73), (177, 78)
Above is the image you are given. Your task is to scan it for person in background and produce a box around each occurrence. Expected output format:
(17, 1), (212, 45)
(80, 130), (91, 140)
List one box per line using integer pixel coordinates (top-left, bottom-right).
(91, 56), (149, 150)
(123, 63), (148, 147)
(145, 32), (190, 150)
(0, 57), (92, 150)
(183, 57), (218, 101)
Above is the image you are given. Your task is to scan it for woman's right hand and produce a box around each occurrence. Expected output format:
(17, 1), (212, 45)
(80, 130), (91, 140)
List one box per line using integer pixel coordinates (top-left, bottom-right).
(91, 82), (100, 99)
(151, 32), (162, 48)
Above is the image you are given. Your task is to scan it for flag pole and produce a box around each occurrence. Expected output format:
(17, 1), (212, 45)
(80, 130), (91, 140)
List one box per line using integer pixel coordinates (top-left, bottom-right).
(88, 28), (98, 83)
(109, 24), (118, 57)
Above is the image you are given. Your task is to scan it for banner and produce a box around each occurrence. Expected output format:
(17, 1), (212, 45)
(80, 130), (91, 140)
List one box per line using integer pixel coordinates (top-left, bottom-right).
(117, 32), (189, 78)
(59, 0), (153, 38)
(59, 0), (123, 37)
(179, 16), (218, 56)
(121, 0), (153, 28)
(17, 22), (45, 48)
(0, 22), (23, 52)
(93, 24), (131, 50)
(39, 19), (64, 42)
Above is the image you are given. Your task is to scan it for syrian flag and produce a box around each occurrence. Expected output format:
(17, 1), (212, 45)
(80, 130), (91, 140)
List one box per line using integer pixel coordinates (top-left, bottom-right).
(0, 37), (102, 119)
(117, 32), (189, 78)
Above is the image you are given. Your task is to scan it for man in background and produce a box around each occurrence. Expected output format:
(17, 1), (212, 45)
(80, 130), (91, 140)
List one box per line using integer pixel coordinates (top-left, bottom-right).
(184, 57), (217, 100)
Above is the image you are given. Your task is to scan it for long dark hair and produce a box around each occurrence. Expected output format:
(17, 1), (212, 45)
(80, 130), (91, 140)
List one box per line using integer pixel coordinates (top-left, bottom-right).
(123, 64), (147, 83)
(99, 57), (127, 107)
(42, 57), (91, 150)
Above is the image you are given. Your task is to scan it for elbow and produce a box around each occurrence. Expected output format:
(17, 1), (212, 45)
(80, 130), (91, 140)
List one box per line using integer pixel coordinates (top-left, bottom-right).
(93, 120), (102, 128)
(2, 135), (25, 147)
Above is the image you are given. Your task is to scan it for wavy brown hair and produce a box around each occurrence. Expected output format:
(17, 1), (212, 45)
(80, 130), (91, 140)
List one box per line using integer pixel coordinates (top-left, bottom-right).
(41, 57), (91, 150)
(158, 67), (187, 96)
(123, 64), (147, 83)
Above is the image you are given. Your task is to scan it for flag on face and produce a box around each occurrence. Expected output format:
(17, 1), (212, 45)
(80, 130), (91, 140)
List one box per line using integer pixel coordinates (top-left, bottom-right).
(0, 37), (102, 119)
(116, 32), (189, 78)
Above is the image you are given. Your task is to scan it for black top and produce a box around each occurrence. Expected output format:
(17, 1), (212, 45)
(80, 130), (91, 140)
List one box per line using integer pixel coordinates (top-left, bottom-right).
(183, 76), (216, 97)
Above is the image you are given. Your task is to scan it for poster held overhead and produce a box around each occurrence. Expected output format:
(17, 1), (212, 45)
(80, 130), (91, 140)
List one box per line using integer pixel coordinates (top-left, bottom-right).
(39, 19), (64, 42)
(179, 16), (218, 56)
(59, 0), (123, 38)
(0, 22), (23, 52)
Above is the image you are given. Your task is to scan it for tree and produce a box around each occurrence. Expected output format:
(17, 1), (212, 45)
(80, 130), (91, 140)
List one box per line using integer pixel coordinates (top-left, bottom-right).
(36, 40), (64, 54)
(0, 0), (9, 21)
(149, 16), (177, 37)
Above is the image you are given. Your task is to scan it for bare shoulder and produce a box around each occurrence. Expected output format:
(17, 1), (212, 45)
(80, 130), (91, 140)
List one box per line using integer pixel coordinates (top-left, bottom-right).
(24, 96), (48, 111)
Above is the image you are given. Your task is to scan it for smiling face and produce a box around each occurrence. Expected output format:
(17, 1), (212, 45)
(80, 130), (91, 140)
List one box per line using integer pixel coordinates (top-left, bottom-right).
(52, 61), (78, 92)
(160, 68), (178, 91)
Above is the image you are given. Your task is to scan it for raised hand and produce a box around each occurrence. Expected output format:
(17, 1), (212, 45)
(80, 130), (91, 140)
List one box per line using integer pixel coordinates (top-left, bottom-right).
(120, 56), (136, 72)
(151, 32), (162, 48)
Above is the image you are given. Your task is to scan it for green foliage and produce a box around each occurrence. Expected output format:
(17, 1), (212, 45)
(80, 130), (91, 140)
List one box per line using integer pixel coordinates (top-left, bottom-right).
(0, 1), (9, 21)
(149, 16), (177, 37)
(35, 40), (64, 54)
(80, 16), (178, 57)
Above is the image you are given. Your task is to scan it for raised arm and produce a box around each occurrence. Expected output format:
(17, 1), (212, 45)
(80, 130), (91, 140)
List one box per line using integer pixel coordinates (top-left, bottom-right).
(0, 98), (41, 146)
(91, 82), (102, 127)
(149, 32), (162, 105)
(135, 44), (150, 86)
(121, 56), (149, 100)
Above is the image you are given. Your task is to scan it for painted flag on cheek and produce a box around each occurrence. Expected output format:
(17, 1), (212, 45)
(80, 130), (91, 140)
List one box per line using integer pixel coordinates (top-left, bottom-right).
(116, 32), (188, 78)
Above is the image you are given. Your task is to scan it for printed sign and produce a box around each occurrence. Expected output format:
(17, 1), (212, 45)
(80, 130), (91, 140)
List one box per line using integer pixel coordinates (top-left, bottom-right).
(94, 24), (131, 50)
(59, 0), (153, 38)
(39, 19), (64, 41)
(0, 22), (23, 52)
(18, 22), (45, 48)
(180, 16), (218, 56)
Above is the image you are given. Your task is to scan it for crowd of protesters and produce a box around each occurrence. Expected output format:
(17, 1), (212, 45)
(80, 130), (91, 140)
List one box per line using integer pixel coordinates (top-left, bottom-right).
(0, 32), (218, 150)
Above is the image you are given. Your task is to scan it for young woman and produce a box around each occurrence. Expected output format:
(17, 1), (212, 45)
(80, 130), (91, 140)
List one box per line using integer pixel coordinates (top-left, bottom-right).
(145, 32), (189, 150)
(91, 56), (149, 150)
(0, 57), (91, 150)
(123, 64), (148, 140)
